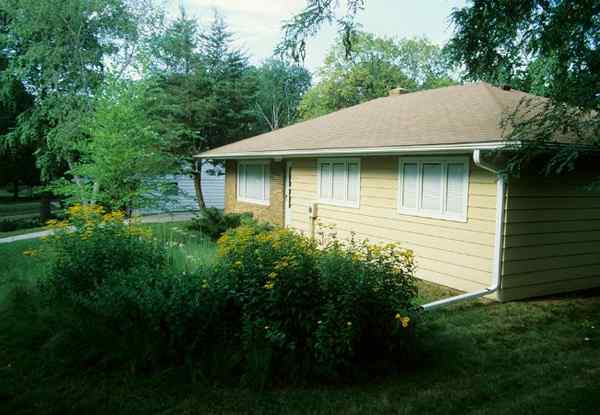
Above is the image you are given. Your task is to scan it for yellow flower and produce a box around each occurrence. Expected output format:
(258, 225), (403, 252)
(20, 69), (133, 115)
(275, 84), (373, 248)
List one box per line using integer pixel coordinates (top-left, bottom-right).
(268, 271), (278, 279)
(101, 210), (125, 223)
(264, 281), (275, 289)
(395, 314), (410, 327)
(67, 205), (81, 214)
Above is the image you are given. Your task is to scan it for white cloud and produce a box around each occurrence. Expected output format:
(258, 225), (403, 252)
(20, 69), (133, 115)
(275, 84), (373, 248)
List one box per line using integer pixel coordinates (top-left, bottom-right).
(169, 0), (467, 71)
(174, 0), (308, 66)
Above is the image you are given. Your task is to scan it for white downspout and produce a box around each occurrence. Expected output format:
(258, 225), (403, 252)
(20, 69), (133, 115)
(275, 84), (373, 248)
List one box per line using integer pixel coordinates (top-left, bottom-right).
(421, 149), (506, 311)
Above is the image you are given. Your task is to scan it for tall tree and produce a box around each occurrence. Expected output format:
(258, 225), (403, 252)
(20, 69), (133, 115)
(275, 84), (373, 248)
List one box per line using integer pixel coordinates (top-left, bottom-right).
(395, 37), (456, 90)
(276, 0), (366, 62)
(146, 10), (257, 208)
(54, 78), (176, 213)
(0, 146), (40, 200)
(253, 59), (311, 132)
(199, 12), (258, 145)
(299, 32), (454, 120)
(0, 54), (40, 200)
(447, 0), (600, 177)
(0, 0), (137, 176)
(144, 7), (212, 207)
(0, 0), (140, 216)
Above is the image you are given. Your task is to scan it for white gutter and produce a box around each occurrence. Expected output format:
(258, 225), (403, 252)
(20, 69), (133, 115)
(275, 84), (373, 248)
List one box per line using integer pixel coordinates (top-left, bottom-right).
(421, 149), (506, 311)
(195, 141), (517, 160)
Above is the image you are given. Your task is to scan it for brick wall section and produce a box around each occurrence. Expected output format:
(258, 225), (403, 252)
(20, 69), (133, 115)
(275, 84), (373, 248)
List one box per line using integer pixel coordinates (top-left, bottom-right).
(224, 160), (285, 226)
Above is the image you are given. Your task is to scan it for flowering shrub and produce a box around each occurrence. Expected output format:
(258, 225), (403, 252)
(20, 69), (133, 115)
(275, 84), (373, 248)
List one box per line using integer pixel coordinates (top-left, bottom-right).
(218, 223), (418, 380)
(42, 204), (164, 300)
(38, 204), (232, 371)
(218, 224), (322, 380)
(315, 236), (417, 375)
(30, 207), (419, 383)
(187, 207), (258, 240)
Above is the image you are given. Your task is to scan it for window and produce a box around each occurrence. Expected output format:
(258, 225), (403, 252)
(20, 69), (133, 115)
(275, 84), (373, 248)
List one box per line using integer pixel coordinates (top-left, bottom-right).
(317, 158), (361, 208)
(237, 160), (270, 205)
(398, 157), (469, 221)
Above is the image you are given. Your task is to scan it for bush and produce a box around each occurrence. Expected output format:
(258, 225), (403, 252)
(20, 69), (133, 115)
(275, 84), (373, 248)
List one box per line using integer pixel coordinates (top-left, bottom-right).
(315, 237), (417, 375)
(218, 224), (418, 381)
(38, 204), (234, 373)
(76, 266), (234, 372)
(218, 224), (322, 382)
(40, 204), (164, 300)
(187, 208), (255, 240)
(33, 206), (419, 384)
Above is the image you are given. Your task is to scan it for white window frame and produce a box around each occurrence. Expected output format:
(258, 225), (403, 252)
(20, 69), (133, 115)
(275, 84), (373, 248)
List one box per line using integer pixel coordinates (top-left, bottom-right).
(316, 158), (361, 208)
(397, 156), (470, 222)
(237, 160), (270, 206)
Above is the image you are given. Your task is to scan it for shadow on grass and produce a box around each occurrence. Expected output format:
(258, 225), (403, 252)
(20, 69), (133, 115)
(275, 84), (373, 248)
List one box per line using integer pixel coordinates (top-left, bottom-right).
(1, 242), (600, 414)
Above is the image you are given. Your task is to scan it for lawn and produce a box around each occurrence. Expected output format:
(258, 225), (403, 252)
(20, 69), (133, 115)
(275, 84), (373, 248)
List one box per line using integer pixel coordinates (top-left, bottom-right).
(1, 224), (599, 414)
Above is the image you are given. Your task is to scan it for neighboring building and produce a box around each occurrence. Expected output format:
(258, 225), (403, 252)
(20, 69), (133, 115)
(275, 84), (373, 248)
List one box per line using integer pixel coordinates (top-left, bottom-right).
(141, 161), (224, 214)
(196, 83), (600, 302)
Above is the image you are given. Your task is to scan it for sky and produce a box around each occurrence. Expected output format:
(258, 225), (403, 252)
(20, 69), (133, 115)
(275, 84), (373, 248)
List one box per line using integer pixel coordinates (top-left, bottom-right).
(168, 0), (468, 72)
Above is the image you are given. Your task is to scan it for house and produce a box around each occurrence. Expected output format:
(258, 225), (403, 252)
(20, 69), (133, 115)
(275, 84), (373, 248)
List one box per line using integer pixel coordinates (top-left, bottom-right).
(196, 82), (600, 303)
(139, 161), (225, 215)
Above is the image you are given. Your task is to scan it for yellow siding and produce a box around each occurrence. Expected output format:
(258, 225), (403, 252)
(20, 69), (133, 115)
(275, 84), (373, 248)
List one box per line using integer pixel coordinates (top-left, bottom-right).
(287, 157), (498, 293)
(224, 160), (285, 225)
(500, 170), (600, 301)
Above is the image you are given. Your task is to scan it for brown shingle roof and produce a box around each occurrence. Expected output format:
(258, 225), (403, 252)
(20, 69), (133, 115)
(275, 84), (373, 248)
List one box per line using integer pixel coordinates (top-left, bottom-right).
(198, 82), (539, 158)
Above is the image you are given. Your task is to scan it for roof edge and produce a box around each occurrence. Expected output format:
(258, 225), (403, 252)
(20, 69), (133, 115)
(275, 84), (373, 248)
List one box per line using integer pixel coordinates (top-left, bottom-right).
(195, 141), (519, 160)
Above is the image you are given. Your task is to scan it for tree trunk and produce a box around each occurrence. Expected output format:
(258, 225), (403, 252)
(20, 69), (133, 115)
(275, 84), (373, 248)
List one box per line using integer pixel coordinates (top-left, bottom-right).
(192, 161), (206, 210)
(39, 193), (51, 223)
(91, 181), (100, 205)
(67, 160), (89, 205)
(12, 180), (19, 200)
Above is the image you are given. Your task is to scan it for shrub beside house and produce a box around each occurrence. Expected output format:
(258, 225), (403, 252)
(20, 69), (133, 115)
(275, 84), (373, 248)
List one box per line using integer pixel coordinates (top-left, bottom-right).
(197, 82), (600, 302)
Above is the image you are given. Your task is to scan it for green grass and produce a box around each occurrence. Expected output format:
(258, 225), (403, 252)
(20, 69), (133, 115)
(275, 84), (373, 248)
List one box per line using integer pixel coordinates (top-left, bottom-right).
(0, 239), (44, 304)
(145, 221), (218, 271)
(1, 229), (599, 414)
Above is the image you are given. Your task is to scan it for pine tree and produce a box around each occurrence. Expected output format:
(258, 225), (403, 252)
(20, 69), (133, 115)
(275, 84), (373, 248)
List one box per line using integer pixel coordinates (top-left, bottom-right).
(146, 10), (258, 209)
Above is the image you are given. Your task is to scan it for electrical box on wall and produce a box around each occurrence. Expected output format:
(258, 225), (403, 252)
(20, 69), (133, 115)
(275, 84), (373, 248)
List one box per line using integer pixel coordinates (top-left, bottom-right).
(308, 203), (318, 219)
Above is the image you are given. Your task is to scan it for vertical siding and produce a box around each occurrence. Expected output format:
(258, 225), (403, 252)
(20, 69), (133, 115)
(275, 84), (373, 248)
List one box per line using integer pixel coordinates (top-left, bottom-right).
(224, 160), (285, 226)
(288, 157), (498, 293)
(499, 170), (600, 300)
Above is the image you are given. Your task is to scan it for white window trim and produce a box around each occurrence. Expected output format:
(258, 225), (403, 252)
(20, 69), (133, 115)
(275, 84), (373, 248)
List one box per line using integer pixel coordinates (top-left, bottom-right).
(397, 156), (470, 222)
(237, 160), (271, 206)
(316, 158), (361, 208)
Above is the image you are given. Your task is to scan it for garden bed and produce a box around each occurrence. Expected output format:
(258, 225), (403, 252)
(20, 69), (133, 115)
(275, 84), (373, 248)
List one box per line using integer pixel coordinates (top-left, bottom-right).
(1, 215), (599, 414)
